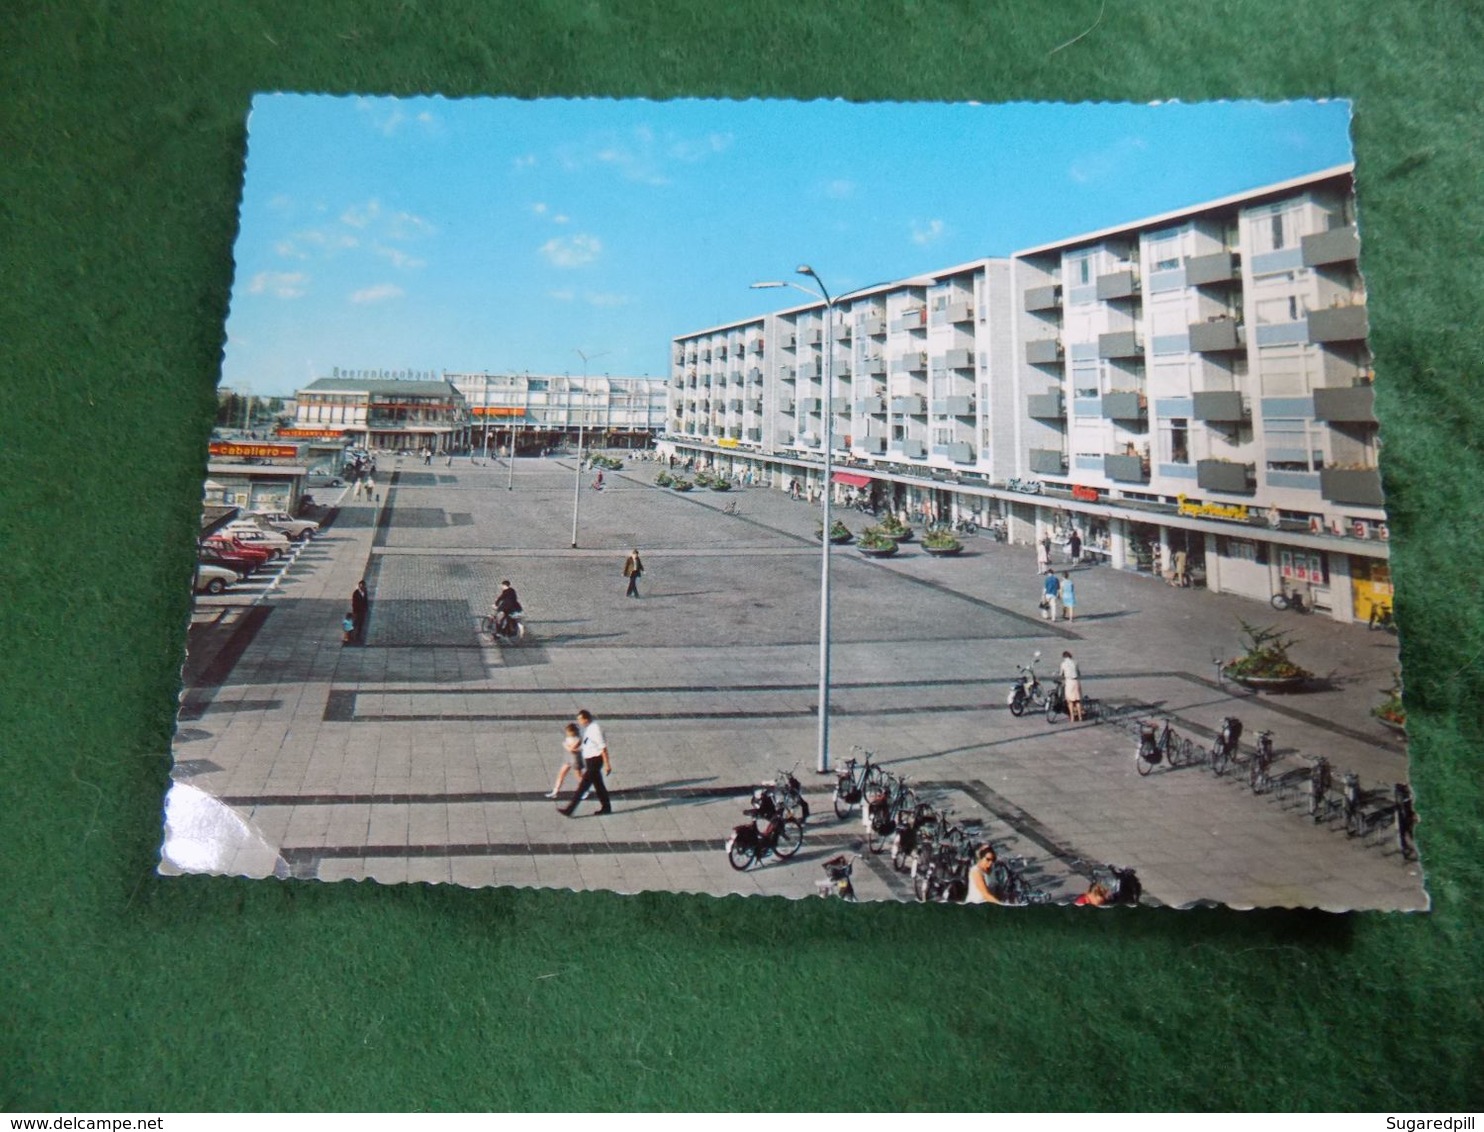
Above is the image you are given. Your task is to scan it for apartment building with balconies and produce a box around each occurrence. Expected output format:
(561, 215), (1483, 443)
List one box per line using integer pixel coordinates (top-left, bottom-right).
(663, 165), (1388, 623)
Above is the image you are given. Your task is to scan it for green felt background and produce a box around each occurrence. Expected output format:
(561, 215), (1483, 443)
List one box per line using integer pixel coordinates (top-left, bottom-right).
(2, 0), (1481, 1112)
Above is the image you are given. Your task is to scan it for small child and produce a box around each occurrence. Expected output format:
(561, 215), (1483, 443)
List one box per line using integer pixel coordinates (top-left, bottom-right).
(342, 611), (356, 646)
(547, 723), (583, 799)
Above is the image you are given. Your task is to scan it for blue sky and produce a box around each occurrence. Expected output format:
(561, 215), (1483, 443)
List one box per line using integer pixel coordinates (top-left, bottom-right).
(222, 96), (1353, 397)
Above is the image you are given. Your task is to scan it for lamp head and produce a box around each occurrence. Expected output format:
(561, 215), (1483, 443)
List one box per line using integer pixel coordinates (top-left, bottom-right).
(796, 264), (816, 278)
(750, 281), (786, 290)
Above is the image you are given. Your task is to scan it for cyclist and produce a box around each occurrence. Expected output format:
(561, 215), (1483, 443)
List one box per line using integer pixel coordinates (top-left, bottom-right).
(491, 579), (522, 634)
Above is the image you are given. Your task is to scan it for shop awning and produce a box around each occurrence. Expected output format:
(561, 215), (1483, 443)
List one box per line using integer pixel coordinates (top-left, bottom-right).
(831, 471), (872, 488)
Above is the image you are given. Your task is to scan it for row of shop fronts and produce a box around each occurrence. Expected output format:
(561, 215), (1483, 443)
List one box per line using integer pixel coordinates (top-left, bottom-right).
(659, 439), (1392, 624)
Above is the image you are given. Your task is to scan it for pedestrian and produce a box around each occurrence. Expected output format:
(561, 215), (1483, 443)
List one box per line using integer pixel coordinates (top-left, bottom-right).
(1060, 572), (1076, 622)
(966, 844), (1005, 905)
(1171, 548), (1189, 588)
(546, 722), (583, 799)
(1059, 650), (1084, 721)
(1069, 528), (1082, 564)
(1041, 532), (1053, 567)
(351, 579), (369, 644)
(1041, 570), (1061, 620)
(558, 709), (612, 817)
(1036, 538), (1050, 575)
(623, 548), (644, 598)
(341, 609), (356, 646)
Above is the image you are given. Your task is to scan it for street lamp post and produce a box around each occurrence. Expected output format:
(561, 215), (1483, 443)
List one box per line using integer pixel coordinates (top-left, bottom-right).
(751, 266), (839, 774)
(572, 349), (608, 548)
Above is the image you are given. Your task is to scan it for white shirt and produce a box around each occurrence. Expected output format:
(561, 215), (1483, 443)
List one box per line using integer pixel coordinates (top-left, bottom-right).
(580, 721), (607, 761)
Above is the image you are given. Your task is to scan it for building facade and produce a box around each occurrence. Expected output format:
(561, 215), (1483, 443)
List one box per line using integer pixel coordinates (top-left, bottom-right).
(447, 372), (669, 454)
(287, 376), (472, 453)
(664, 165), (1391, 623)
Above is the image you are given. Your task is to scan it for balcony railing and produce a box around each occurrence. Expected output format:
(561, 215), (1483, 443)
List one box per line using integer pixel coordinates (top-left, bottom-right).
(1096, 269), (1140, 301)
(944, 442), (976, 463)
(1191, 391), (1248, 423)
(1025, 338), (1063, 366)
(1312, 384), (1377, 424)
(1184, 250), (1241, 286)
(1307, 304), (1369, 343)
(891, 395), (927, 415)
(1188, 319), (1246, 353)
(1320, 466), (1384, 506)
(1101, 391), (1147, 420)
(1097, 330), (1143, 359)
(1302, 224), (1360, 268)
(1029, 448), (1068, 476)
(1196, 459), (1256, 495)
(931, 396), (975, 416)
(1024, 284), (1062, 312)
(1027, 391), (1066, 419)
(1104, 453), (1149, 483)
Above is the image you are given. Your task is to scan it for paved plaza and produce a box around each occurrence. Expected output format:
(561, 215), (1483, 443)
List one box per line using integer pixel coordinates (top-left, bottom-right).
(168, 456), (1427, 910)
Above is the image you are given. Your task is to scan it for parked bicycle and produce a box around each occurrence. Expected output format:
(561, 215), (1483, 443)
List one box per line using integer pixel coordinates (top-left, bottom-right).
(888, 801), (936, 873)
(1208, 716), (1244, 777)
(1248, 730), (1276, 794)
(952, 514), (980, 535)
(1135, 718), (1191, 775)
(1075, 864), (1143, 907)
(1308, 756), (1333, 822)
(726, 785), (805, 870)
(722, 499), (741, 516)
(816, 854), (858, 901)
(1394, 783), (1419, 861)
(1270, 581), (1313, 613)
(769, 764), (810, 822)
(863, 772), (918, 854)
(832, 746), (886, 819)
(1368, 602), (1396, 631)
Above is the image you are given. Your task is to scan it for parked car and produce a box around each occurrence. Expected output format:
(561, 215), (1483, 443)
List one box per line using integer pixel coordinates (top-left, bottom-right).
(202, 536), (274, 569)
(249, 510), (319, 540)
(199, 543), (264, 574)
(194, 563), (240, 595)
(221, 522), (291, 557)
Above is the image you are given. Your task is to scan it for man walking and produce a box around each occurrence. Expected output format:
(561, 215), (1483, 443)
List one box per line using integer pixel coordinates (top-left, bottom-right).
(1041, 570), (1061, 621)
(1068, 528), (1082, 564)
(623, 549), (644, 598)
(559, 709), (612, 817)
(351, 579), (369, 644)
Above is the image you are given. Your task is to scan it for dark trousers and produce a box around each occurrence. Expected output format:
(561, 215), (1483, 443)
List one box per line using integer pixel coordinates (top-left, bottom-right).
(562, 756), (610, 813)
(625, 573), (640, 597)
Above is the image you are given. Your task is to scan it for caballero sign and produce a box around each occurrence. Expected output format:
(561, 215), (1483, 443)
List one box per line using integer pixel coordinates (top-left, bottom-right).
(209, 442), (300, 460)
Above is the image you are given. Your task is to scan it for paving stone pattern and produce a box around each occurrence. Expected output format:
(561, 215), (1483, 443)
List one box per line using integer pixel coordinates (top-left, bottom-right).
(167, 457), (1427, 911)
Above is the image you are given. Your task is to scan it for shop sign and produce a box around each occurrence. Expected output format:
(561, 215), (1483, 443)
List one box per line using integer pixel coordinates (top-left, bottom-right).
(1071, 485), (1100, 502)
(717, 438), (739, 449)
(209, 442), (299, 460)
(472, 406), (526, 417)
(276, 428), (345, 439)
(1280, 549), (1326, 584)
(1176, 493), (1250, 523)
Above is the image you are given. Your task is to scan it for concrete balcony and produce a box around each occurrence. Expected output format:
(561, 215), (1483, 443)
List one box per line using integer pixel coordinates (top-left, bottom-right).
(944, 347), (974, 369)
(778, 367), (796, 383)
(1196, 459), (1256, 495)
(893, 309), (927, 332)
(1025, 338), (1064, 366)
(727, 399), (743, 412)
(749, 338), (765, 354)
(777, 431), (794, 445)
(932, 396), (976, 416)
(748, 400), (764, 413)
(891, 395), (927, 415)
(799, 431), (821, 448)
(1096, 269), (1140, 301)
(830, 397), (851, 414)
(944, 442), (976, 463)
(864, 357), (887, 377)
(802, 329), (823, 345)
(1302, 224), (1360, 267)
(799, 361), (822, 379)
(1320, 466), (1385, 506)
(778, 333), (796, 349)
(1189, 319), (1246, 353)
(1029, 448), (1068, 476)
(1024, 284), (1062, 312)
(749, 368), (764, 384)
(861, 317), (887, 337)
(891, 354), (927, 374)
(1191, 391), (1248, 423)
(855, 396), (887, 414)
(799, 397), (823, 413)
(1104, 454), (1149, 483)
(726, 426), (742, 440)
(745, 428), (762, 442)
(1313, 384), (1378, 424)
(1101, 391), (1147, 421)
(1097, 331), (1143, 359)
(1027, 391), (1066, 419)
(896, 439), (927, 460)
(1307, 304), (1369, 343)
(778, 398), (795, 414)
(858, 435), (887, 454)
(1184, 250), (1241, 286)
(947, 301), (975, 323)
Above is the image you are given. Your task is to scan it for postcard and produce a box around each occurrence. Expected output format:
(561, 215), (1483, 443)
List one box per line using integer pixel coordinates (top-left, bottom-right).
(163, 95), (1424, 910)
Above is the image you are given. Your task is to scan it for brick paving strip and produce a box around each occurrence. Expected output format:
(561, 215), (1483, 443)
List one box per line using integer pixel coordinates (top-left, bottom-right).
(169, 458), (1426, 910)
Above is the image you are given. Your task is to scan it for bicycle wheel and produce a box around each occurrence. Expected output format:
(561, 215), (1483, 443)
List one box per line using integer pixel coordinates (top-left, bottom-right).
(913, 865), (932, 902)
(1270, 593), (1290, 611)
(892, 788), (919, 822)
(1181, 738), (1195, 766)
(891, 835), (910, 873)
(726, 836), (755, 871)
(775, 818), (805, 859)
(1211, 742), (1229, 777)
(866, 815), (890, 855)
(1009, 693), (1026, 718)
(1136, 745), (1154, 776)
(832, 784), (853, 820)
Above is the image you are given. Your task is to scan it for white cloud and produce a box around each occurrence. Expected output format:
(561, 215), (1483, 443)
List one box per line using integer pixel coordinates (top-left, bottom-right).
(514, 154), (538, 170)
(386, 210), (435, 240)
(341, 200), (381, 229)
(548, 289), (576, 302)
(274, 240), (308, 260)
(553, 214), (569, 224)
(585, 291), (632, 308)
(349, 283), (404, 304)
(372, 244), (426, 270)
(825, 179), (857, 200)
(540, 234), (602, 267)
(248, 271), (308, 299)
(531, 202), (548, 215)
(911, 219), (946, 246)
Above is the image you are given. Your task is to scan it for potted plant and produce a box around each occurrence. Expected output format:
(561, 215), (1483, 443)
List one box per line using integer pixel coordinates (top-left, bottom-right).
(1221, 620), (1314, 691)
(654, 470), (674, 488)
(693, 470), (713, 488)
(670, 477), (694, 492)
(1372, 672), (1407, 738)
(856, 526), (900, 557)
(817, 519), (854, 544)
(877, 513), (913, 542)
(920, 526), (964, 556)
(710, 477), (733, 492)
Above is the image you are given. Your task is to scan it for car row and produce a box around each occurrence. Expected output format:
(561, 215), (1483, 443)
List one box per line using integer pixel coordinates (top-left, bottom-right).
(195, 510), (320, 596)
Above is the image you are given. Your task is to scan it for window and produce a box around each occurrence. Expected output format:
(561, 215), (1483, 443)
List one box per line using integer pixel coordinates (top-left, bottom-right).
(1158, 418), (1190, 464)
(1253, 203), (1302, 254)
(1148, 227), (1183, 271)
(1264, 418), (1325, 472)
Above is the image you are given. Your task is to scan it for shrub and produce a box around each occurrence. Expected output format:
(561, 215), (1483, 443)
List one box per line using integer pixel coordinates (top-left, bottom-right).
(1223, 621), (1314, 681)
